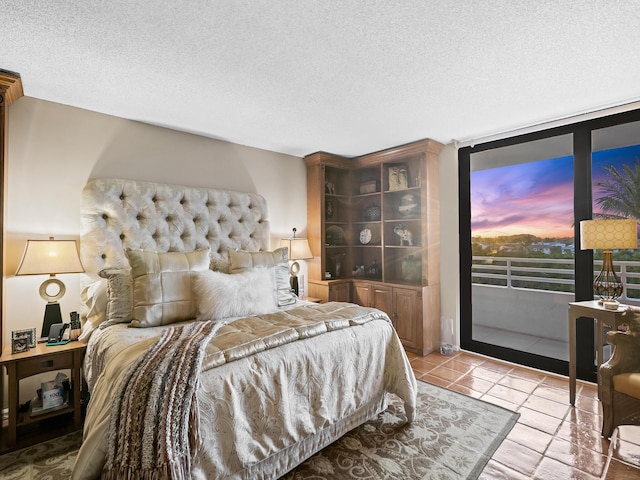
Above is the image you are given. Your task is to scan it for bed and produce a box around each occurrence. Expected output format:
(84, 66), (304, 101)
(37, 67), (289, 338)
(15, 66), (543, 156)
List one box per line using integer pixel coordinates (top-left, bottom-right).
(71, 178), (417, 479)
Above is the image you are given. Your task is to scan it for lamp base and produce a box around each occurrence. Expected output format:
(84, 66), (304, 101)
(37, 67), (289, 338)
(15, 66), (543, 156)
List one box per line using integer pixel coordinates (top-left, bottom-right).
(40, 302), (63, 341)
(290, 275), (299, 296)
(593, 250), (623, 302)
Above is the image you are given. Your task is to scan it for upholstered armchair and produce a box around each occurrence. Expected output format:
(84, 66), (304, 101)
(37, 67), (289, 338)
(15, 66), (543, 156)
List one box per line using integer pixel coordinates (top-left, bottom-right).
(598, 306), (640, 438)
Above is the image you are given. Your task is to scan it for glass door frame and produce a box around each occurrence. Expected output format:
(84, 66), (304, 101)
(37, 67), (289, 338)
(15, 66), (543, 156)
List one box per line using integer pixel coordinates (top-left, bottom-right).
(459, 108), (640, 381)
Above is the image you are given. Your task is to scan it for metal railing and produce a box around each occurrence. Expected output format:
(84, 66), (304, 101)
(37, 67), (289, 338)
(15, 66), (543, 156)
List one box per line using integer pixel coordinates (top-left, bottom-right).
(472, 256), (640, 303)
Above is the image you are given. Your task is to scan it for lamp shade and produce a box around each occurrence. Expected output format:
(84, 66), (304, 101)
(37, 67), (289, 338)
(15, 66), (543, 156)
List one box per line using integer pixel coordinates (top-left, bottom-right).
(580, 219), (638, 251)
(279, 237), (313, 261)
(16, 238), (85, 276)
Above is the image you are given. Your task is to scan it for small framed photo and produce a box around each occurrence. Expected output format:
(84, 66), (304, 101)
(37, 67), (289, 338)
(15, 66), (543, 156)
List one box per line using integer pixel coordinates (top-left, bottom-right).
(13, 327), (36, 348)
(11, 331), (30, 354)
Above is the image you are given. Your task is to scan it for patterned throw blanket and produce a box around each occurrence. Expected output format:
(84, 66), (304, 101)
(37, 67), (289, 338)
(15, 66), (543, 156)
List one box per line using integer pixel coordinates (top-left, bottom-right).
(102, 321), (219, 480)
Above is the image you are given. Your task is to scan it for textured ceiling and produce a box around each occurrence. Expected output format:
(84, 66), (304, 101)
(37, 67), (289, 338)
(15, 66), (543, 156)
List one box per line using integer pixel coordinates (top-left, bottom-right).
(3, 1), (640, 157)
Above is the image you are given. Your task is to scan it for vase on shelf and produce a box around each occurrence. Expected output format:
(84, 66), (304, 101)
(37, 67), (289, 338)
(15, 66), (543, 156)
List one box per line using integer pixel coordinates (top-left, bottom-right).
(326, 200), (334, 219)
(401, 255), (421, 283)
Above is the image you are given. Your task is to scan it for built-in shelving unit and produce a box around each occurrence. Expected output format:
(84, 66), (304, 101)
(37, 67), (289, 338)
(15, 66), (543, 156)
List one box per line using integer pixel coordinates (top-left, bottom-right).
(305, 138), (443, 355)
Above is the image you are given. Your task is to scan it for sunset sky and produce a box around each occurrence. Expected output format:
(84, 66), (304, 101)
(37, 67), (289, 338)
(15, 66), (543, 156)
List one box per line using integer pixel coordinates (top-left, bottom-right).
(471, 144), (640, 238)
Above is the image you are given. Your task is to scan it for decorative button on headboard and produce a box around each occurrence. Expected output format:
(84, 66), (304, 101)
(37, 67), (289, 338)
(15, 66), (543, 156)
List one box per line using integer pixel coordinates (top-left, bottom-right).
(80, 178), (270, 275)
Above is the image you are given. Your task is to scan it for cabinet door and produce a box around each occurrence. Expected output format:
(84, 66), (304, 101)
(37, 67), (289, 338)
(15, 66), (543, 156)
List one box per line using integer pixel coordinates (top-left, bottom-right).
(329, 282), (351, 302)
(352, 282), (371, 306)
(371, 285), (393, 318)
(393, 287), (420, 350)
(308, 281), (329, 303)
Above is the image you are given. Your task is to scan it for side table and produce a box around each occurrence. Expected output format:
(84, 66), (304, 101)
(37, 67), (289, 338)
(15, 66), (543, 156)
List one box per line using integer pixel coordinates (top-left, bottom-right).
(0, 340), (86, 449)
(568, 300), (628, 405)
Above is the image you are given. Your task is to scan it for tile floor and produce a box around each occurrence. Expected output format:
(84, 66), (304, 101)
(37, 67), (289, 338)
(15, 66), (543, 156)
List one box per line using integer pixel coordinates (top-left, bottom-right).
(407, 349), (640, 479)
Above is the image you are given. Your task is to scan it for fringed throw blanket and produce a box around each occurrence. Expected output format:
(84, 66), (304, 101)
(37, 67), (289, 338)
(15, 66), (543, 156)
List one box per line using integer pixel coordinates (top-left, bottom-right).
(102, 321), (219, 480)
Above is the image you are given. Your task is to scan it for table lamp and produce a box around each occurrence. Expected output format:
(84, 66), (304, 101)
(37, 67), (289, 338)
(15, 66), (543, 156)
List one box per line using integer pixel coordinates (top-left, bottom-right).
(16, 237), (85, 340)
(279, 228), (313, 296)
(580, 219), (638, 303)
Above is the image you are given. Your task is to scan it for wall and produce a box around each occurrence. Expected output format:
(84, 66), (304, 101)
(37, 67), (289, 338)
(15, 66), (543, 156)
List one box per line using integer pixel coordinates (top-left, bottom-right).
(3, 97), (307, 402)
(438, 144), (460, 347)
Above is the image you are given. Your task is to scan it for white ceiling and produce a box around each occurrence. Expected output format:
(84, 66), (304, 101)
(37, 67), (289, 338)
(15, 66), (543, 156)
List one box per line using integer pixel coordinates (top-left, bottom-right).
(4, 1), (640, 158)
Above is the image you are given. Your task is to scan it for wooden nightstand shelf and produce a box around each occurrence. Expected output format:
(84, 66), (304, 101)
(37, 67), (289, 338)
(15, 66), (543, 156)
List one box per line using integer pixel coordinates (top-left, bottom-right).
(1, 341), (86, 452)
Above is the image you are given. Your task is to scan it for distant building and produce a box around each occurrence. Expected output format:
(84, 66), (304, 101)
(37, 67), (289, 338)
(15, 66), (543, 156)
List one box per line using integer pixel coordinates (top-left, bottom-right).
(530, 242), (574, 255)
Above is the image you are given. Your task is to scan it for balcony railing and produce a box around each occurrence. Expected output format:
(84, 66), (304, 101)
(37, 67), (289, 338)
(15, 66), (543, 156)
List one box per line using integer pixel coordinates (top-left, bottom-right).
(472, 256), (640, 304)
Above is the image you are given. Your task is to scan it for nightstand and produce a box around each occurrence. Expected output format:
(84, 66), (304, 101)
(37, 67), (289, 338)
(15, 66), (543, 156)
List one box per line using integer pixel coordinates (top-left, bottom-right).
(0, 341), (86, 450)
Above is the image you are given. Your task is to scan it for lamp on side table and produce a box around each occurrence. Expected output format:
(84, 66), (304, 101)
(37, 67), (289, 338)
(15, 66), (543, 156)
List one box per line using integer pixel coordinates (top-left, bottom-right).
(15, 237), (85, 341)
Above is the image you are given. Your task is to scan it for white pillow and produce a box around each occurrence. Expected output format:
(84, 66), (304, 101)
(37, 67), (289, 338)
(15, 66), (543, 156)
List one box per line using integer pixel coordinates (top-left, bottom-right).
(194, 267), (278, 320)
(228, 247), (296, 306)
(127, 248), (211, 328)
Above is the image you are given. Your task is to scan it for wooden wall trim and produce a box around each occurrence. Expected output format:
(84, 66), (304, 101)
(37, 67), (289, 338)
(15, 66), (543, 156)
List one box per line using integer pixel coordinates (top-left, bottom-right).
(0, 69), (23, 358)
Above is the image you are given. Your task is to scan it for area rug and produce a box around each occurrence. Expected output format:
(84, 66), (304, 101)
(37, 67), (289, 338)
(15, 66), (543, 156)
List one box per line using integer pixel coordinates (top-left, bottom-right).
(0, 380), (518, 480)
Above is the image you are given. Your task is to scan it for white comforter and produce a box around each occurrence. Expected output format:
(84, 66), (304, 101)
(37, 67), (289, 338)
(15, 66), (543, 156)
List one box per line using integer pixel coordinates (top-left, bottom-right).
(72, 302), (417, 479)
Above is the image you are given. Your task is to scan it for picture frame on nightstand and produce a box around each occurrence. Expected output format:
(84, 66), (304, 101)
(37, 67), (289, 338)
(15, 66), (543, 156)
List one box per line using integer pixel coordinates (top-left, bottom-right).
(12, 327), (36, 348)
(11, 331), (30, 354)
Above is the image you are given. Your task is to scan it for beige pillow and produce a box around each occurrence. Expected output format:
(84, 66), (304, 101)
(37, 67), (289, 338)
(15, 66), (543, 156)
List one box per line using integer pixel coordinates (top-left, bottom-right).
(127, 248), (211, 328)
(228, 247), (296, 306)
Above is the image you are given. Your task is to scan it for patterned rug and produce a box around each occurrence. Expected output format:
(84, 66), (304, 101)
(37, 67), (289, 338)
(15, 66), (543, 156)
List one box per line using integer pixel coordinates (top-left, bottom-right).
(0, 380), (518, 480)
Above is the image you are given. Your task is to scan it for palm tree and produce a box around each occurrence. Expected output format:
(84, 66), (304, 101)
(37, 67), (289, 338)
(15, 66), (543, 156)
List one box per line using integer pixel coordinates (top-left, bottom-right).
(594, 159), (640, 220)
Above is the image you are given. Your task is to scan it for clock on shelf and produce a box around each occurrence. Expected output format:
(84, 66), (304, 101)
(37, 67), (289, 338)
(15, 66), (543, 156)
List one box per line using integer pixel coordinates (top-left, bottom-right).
(359, 227), (372, 244)
(359, 225), (379, 245)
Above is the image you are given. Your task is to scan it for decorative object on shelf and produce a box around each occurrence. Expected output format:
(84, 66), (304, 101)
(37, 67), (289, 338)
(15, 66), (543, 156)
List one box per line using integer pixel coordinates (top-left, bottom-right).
(363, 204), (381, 221)
(393, 224), (414, 246)
(359, 180), (378, 194)
(11, 330), (30, 354)
(15, 237), (85, 341)
(367, 259), (382, 279)
(398, 193), (419, 218)
(325, 181), (335, 195)
(279, 227), (313, 296)
(359, 224), (379, 245)
(388, 165), (408, 191)
(325, 225), (345, 245)
(580, 219), (638, 302)
(325, 200), (334, 219)
(352, 264), (366, 276)
(359, 227), (372, 245)
(401, 255), (421, 283)
(330, 252), (346, 277)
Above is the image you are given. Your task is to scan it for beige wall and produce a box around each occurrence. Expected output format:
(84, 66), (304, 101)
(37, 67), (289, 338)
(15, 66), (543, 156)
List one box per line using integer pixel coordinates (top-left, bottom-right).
(438, 144), (460, 346)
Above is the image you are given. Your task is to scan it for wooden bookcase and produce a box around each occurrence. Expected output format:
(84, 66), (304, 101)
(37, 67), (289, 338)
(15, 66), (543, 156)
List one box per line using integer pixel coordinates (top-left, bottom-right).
(305, 138), (442, 355)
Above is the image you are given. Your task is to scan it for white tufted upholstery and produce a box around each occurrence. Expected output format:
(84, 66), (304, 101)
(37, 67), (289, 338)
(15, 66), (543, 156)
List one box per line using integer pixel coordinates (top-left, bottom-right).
(80, 178), (270, 276)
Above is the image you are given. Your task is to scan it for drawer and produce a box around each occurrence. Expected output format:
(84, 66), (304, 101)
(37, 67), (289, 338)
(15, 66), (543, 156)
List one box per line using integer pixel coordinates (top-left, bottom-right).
(16, 352), (73, 379)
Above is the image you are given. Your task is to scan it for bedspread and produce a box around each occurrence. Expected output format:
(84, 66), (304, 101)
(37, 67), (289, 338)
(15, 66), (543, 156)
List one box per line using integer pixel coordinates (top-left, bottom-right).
(72, 302), (417, 479)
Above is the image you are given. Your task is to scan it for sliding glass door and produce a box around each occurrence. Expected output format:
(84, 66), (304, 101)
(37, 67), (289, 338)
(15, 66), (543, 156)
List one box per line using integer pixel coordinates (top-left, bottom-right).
(469, 135), (574, 365)
(460, 110), (640, 379)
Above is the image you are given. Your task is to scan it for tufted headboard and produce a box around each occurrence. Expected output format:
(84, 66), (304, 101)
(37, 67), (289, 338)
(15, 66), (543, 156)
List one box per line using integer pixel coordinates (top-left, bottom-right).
(80, 178), (270, 276)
